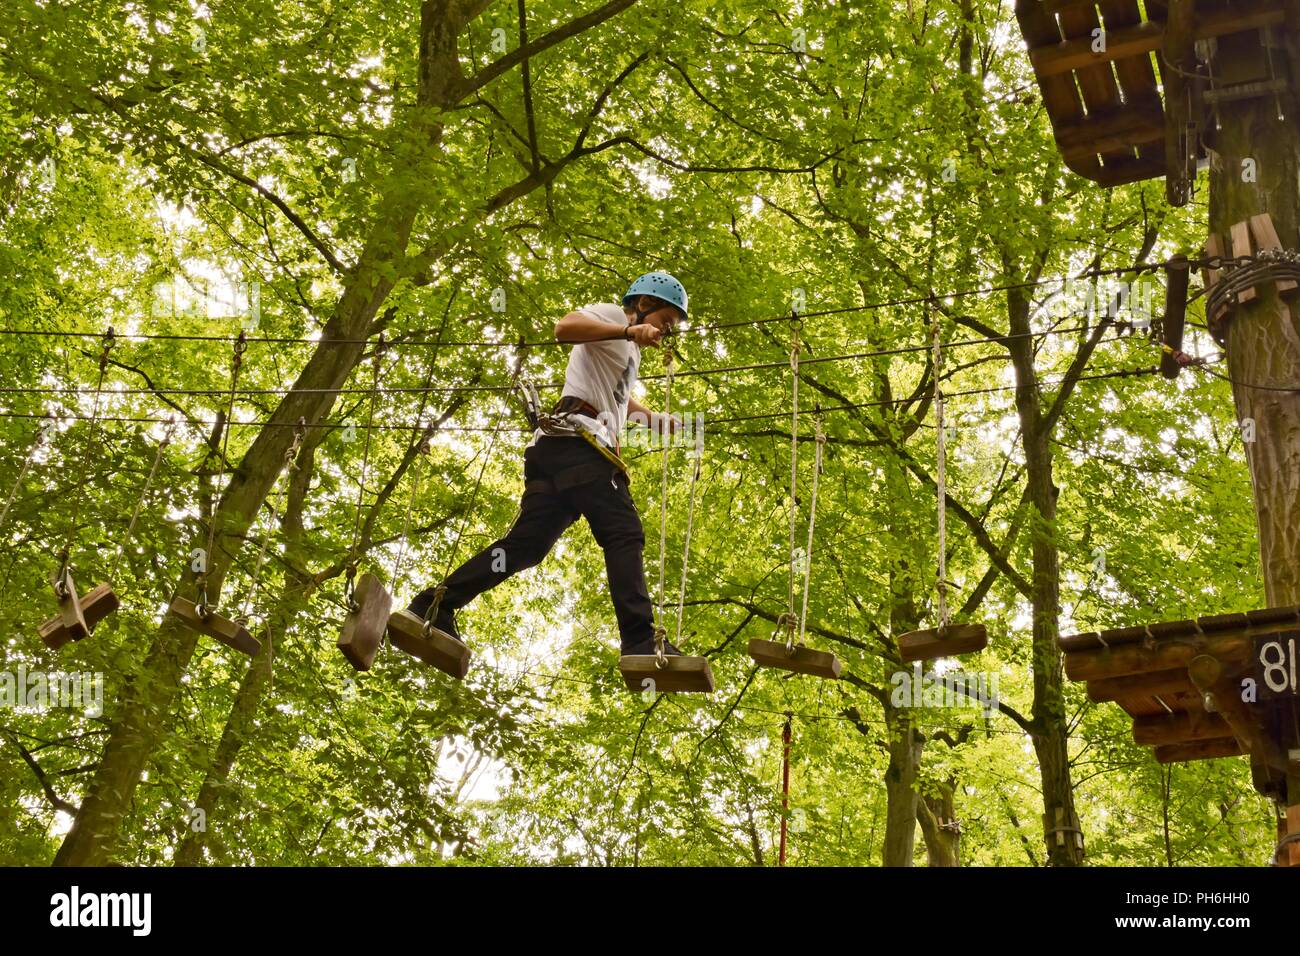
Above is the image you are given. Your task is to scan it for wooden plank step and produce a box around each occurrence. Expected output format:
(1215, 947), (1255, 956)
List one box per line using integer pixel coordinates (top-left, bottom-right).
(1055, 106), (1165, 161)
(1086, 667), (1194, 701)
(39, 582), (119, 650)
(1091, 154), (1165, 186)
(169, 596), (260, 656)
(747, 639), (841, 679)
(386, 609), (470, 679)
(337, 572), (392, 672)
(1196, 609), (1250, 632)
(1245, 605), (1300, 628)
(1148, 618), (1202, 639)
(898, 623), (988, 663)
(1059, 620), (1169, 651)
(1115, 687), (1201, 718)
(1055, 0), (1124, 118)
(619, 654), (715, 694)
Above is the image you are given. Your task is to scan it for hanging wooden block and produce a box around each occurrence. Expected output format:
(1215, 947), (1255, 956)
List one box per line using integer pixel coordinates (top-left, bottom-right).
(618, 654), (715, 694)
(168, 596), (260, 656)
(52, 570), (89, 642)
(337, 572), (392, 672)
(898, 623), (988, 663)
(1160, 255), (1191, 379)
(1248, 213), (1299, 296)
(39, 582), (120, 650)
(386, 609), (470, 679)
(747, 639), (841, 679)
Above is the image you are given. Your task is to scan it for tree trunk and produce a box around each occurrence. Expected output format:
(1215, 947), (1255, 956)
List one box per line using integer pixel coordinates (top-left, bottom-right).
(52, 261), (405, 868)
(880, 700), (922, 867)
(1208, 29), (1300, 608)
(880, 450), (926, 867)
(1008, 289), (1087, 866)
(917, 786), (961, 866)
(174, 436), (320, 866)
(1208, 26), (1300, 827)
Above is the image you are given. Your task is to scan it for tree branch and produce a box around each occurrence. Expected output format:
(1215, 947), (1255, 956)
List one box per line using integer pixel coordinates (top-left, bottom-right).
(460, 0), (641, 98)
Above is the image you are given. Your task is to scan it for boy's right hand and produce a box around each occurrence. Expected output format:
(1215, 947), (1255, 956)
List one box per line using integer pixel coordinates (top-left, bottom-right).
(626, 323), (662, 347)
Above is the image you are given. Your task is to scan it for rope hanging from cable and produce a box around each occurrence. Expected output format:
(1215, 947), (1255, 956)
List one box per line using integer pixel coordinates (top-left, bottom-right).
(932, 314), (949, 632)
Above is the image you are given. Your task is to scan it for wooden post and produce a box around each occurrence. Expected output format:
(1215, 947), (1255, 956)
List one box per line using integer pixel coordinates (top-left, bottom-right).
(1162, 0), (1197, 205)
(1207, 23), (1300, 610)
(1283, 766), (1300, 865)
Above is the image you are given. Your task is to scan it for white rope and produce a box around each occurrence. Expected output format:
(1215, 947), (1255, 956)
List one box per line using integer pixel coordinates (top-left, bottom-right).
(110, 417), (176, 581)
(390, 433), (430, 601)
(797, 415), (825, 645)
(932, 317), (948, 630)
(674, 428), (704, 645)
(656, 349), (673, 649)
(788, 328), (800, 622)
(0, 416), (52, 534)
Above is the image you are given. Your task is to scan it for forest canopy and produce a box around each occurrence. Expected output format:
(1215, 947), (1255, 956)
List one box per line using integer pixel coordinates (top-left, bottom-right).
(0, 0), (1277, 867)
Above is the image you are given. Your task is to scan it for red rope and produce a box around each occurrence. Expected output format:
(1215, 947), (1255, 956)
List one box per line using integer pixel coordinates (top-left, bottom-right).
(779, 711), (792, 867)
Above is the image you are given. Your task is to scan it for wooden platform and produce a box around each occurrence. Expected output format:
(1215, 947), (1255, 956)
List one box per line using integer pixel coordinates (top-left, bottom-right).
(387, 609), (470, 679)
(747, 639), (841, 679)
(898, 623), (988, 663)
(1013, 0), (1294, 203)
(619, 654), (716, 694)
(1059, 605), (1300, 770)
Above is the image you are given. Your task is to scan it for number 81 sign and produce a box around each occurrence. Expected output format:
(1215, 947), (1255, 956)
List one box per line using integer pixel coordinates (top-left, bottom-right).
(1254, 630), (1299, 700)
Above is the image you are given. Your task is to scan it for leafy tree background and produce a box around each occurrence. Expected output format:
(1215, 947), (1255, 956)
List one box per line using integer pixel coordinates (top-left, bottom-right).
(0, 0), (1275, 865)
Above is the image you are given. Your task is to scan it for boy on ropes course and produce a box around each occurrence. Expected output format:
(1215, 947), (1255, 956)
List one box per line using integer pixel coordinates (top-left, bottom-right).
(407, 272), (688, 660)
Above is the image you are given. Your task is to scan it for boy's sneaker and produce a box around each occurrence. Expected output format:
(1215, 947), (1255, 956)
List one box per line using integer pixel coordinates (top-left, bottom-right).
(621, 635), (683, 657)
(408, 604), (462, 643)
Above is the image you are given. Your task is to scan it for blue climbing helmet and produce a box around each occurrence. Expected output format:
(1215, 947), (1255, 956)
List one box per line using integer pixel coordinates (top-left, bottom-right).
(622, 272), (688, 321)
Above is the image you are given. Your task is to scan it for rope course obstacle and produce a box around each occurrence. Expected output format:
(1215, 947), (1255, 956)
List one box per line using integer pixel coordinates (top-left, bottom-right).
(897, 317), (989, 663)
(749, 320), (841, 679)
(43, 330), (120, 649)
(0, 252), (1227, 696)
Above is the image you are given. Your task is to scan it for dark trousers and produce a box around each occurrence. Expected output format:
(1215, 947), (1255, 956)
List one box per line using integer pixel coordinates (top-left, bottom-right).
(409, 436), (655, 650)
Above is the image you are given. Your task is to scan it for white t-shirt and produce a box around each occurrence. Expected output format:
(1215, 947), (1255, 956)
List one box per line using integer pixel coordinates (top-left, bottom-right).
(530, 302), (639, 450)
